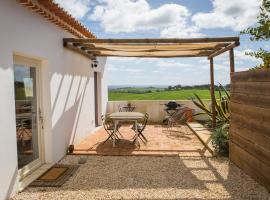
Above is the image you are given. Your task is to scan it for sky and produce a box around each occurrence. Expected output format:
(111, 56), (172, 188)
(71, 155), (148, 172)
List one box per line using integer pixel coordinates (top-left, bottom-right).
(56, 0), (269, 86)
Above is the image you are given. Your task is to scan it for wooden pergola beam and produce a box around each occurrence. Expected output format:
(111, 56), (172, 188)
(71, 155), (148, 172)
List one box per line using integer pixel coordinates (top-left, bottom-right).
(208, 41), (240, 59)
(74, 42), (230, 48)
(82, 46), (222, 52)
(63, 36), (240, 44)
(63, 42), (95, 59)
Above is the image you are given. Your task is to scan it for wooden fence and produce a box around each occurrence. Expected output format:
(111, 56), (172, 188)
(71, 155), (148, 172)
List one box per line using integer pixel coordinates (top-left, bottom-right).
(229, 69), (270, 191)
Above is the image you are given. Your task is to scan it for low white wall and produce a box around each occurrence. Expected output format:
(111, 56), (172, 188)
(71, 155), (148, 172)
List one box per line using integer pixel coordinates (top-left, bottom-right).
(107, 100), (210, 123)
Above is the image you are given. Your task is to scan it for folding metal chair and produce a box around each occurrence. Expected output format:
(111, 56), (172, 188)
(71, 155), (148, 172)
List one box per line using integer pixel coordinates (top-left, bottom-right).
(132, 113), (149, 144)
(118, 105), (123, 112)
(101, 114), (122, 144)
(16, 118), (32, 148)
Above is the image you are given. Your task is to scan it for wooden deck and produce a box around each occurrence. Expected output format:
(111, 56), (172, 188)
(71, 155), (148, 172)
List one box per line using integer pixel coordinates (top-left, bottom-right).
(71, 124), (212, 156)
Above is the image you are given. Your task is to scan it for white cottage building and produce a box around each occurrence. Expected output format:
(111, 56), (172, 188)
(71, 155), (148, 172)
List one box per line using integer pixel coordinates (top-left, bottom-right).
(0, 0), (107, 198)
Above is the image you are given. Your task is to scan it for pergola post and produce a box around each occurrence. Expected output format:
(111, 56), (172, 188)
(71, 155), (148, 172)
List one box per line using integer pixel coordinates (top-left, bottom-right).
(229, 49), (235, 75)
(210, 58), (216, 128)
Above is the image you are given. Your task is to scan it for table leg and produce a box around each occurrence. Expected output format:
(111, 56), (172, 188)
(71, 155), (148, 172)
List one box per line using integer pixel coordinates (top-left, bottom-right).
(113, 120), (117, 147)
(135, 120), (138, 132)
(133, 120), (138, 144)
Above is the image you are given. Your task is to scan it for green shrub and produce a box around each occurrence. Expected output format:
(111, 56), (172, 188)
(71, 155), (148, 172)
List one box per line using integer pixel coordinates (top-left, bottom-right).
(212, 124), (229, 156)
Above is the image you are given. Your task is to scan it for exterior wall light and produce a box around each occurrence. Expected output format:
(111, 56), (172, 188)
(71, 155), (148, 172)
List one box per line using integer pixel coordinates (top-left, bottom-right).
(91, 59), (98, 68)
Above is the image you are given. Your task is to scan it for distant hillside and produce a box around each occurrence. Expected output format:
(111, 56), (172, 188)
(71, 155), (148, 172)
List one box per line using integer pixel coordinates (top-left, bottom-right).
(108, 84), (230, 92)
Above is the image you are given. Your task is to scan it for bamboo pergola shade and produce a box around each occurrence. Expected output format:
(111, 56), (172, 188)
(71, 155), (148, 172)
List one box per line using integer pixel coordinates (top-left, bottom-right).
(81, 43), (228, 52)
(91, 50), (212, 57)
(63, 37), (239, 58)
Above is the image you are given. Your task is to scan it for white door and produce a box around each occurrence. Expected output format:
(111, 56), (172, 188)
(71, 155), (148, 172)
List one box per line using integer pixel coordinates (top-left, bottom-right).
(13, 55), (44, 179)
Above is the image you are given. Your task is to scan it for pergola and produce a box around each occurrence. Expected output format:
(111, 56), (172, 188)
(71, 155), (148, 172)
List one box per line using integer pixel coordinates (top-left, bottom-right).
(63, 36), (240, 128)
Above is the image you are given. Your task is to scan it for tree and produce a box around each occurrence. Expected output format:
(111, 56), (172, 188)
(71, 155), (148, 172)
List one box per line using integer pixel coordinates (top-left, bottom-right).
(241, 0), (270, 69)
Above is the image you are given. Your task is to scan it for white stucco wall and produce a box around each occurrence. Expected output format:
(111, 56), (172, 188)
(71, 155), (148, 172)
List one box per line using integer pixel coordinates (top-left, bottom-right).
(0, 1), (108, 199)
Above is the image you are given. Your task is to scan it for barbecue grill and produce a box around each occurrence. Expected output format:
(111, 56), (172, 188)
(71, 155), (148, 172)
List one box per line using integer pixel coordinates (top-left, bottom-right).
(163, 101), (181, 124)
(164, 101), (181, 110)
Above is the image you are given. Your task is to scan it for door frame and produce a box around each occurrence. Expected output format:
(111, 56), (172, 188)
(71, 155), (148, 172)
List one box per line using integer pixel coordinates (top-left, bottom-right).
(94, 72), (99, 127)
(13, 53), (45, 180)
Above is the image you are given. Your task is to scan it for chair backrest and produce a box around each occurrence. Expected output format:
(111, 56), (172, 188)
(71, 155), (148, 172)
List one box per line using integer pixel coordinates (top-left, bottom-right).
(140, 113), (149, 132)
(101, 114), (113, 130)
(101, 114), (106, 128)
(172, 107), (190, 124)
(118, 105), (123, 112)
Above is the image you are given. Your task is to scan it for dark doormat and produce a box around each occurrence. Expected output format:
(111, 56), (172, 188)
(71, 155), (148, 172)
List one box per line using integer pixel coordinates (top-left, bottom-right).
(29, 164), (79, 187)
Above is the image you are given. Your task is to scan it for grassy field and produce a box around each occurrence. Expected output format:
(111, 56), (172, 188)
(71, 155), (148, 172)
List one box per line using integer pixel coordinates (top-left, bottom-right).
(109, 89), (220, 101)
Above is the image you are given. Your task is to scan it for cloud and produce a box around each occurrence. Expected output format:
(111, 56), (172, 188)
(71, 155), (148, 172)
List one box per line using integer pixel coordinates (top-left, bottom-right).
(88, 0), (203, 37)
(56, 0), (261, 37)
(192, 0), (261, 31)
(198, 58), (209, 64)
(107, 57), (137, 62)
(157, 60), (192, 68)
(107, 63), (118, 71)
(107, 63), (144, 73)
(160, 24), (205, 38)
(234, 49), (258, 62)
(88, 0), (261, 37)
(107, 57), (161, 65)
(89, 0), (189, 33)
(123, 68), (144, 72)
(55, 0), (91, 19)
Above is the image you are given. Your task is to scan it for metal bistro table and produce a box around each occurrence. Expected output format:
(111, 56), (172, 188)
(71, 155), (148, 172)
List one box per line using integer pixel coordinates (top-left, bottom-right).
(109, 112), (144, 147)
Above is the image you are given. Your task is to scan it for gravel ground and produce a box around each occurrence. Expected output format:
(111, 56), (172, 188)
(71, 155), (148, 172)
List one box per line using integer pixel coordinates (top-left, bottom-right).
(12, 155), (269, 200)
